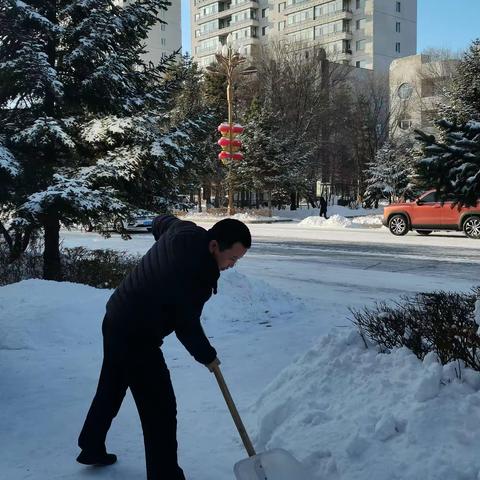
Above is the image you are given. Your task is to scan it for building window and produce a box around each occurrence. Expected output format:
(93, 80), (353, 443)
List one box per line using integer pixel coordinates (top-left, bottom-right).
(262, 26), (267, 35)
(261, 8), (268, 18)
(395, 42), (401, 53)
(396, 21), (400, 32)
(356, 39), (365, 51)
(356, 18), (365, 30)
(278, 20), (286, 31)
(356, 0), (365, 9)
(399, 119), (412, 130)
(278, 2), (286, 12)
(161, 23), (166, 31)
(397, 82), (413, 99)
(356, 61), (361, 67)
(396, 1), (401, 12)
(161, 38), (166, 46)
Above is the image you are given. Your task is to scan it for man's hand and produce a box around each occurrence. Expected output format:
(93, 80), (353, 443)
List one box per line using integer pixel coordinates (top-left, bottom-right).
(206, 357), (221, 372)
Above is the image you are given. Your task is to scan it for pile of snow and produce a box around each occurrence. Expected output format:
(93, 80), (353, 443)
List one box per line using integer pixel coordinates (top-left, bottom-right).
(0, 280), (109, 351)
(181, 207), (384, 223)
(182, 211), (285, 223)
(298, 214), (354, 228)
(274, 204), (384, 221)
(204, 269), (305, 327)
(250, 329), (480, 480)
(298, 214), (384, 229)
(0, 272), (304, 352)
(351, 214), (384, 226)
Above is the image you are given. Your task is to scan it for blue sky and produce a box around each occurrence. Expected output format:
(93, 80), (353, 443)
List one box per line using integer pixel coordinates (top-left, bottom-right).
(181, 0), (480, 55)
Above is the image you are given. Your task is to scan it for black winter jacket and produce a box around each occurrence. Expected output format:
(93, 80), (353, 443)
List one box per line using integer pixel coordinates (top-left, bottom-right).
(105, 215), (219, 365)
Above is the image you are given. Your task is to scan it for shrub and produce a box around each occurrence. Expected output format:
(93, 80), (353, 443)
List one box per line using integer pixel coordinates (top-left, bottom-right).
(61, 247), (139, 289)
(351, 290), (480, 372)
(0, 243), (139, 290)
(0, 241), (43, 286)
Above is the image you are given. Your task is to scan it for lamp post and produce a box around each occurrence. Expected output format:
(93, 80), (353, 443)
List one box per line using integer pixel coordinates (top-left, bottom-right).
(208, 34), (248, 216)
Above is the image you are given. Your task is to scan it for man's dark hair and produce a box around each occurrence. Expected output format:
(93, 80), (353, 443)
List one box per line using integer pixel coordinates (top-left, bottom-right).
(207, 219), (252, 251)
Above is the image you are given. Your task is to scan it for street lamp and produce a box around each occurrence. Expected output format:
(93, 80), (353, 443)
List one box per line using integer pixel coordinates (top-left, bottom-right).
(207, 34), (251, 216)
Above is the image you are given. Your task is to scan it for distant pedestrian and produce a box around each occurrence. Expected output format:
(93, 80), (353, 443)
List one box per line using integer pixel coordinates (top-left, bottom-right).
(319, 196), (328, 219)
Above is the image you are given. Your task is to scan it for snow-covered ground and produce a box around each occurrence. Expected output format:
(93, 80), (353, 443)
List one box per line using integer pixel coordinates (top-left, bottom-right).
(182, 205), (384, 223)
(1, 220), (479, 480)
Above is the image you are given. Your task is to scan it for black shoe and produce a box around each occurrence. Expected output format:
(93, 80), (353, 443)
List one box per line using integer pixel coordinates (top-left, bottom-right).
(76, 450), (117, 466)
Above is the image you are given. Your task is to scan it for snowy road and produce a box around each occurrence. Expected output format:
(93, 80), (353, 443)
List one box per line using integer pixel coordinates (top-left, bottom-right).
(62, 225), (480, 294)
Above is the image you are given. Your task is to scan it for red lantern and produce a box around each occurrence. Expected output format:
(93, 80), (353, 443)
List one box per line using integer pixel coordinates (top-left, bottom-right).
(217, 122), (244, 164)
(217, 137), (242, 151)
(217, 122), (245, 137)
(218, 151), (244, 162)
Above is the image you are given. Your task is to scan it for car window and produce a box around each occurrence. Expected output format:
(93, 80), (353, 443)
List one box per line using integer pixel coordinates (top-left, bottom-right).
(420, 192), (440, 203)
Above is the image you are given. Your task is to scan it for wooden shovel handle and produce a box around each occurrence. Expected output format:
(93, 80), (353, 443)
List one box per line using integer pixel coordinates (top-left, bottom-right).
(211, 363), (257, 457)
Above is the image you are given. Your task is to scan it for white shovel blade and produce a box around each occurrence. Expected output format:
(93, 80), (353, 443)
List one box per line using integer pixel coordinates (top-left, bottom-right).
(234, 448), (312, 480)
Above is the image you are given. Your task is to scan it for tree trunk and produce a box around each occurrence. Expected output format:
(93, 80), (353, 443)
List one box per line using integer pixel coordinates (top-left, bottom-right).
(290, 191), (297, 210)
(197, 188), (202, 212)
(43, 215), (61, 280)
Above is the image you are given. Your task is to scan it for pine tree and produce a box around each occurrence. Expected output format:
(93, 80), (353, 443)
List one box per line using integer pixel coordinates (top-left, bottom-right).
(0, 0), (203, 279)
(363, 140), (417, 204)
(416, 120), (480, 206)
(440, 39), (480, 124)
(416, 39), (480, 206)
(232, 98), (311, 211)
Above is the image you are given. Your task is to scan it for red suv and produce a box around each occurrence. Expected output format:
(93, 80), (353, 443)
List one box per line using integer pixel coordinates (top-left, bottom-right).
(383, 190), (480, 239)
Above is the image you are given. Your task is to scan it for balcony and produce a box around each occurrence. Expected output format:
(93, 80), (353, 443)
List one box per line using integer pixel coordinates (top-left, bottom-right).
(315, 29), (353, 43)
(195, 1), (259, 23)
(198, 18), (260, 40)
(314, 9), (353, 24)
(284, 10), (352, 34)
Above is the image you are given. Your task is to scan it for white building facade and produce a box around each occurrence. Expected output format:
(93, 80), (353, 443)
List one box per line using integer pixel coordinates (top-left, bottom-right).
(116, 0), (182, 64)
(390, 54), (459, 137)
(191, 0), (416, 71)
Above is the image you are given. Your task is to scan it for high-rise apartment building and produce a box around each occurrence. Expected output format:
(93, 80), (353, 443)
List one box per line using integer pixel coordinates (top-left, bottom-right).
(191, 0), (416, 71)
(115, 1), (181, 64)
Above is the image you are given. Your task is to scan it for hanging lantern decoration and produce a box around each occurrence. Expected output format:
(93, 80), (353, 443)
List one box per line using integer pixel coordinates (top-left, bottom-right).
(218, 150), (244, 162)
(217, 122), (244, 164)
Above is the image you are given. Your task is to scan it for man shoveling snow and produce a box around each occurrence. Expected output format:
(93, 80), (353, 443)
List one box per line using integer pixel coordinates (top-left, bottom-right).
(76, 215), (251, 479)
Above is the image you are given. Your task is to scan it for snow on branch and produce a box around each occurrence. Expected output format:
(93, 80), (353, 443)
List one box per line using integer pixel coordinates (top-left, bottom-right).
(14, 0), (60, 34)
(81, 116), (136, 144)
(78, 146), (144, 182)
(0, 42), (64, 98)
(0, 145), (20, 177)
(21, 174), (127, 217)
(12, 117), (75, 149)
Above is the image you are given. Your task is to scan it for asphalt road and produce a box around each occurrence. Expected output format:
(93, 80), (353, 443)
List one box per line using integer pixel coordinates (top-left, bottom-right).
(248, 238), (480, 284)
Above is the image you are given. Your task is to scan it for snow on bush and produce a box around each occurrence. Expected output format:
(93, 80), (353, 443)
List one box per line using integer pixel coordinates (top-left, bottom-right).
(250, 329), (480, 480)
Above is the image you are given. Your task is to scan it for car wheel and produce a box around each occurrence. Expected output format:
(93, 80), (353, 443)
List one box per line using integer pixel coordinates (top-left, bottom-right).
(416, 230), (432, 235)
(114, 218), (125, 234)
(463, 216), (480, 239)
(388, 214), (408, 236)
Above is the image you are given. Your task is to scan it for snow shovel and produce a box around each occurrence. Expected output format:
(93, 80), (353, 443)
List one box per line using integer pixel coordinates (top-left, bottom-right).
(211, 363), (313, 480)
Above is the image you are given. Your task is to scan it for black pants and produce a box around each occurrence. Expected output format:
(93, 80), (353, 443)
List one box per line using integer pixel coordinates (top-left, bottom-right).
(320, 209), (328, 219)
(78, 317), (186, 480)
